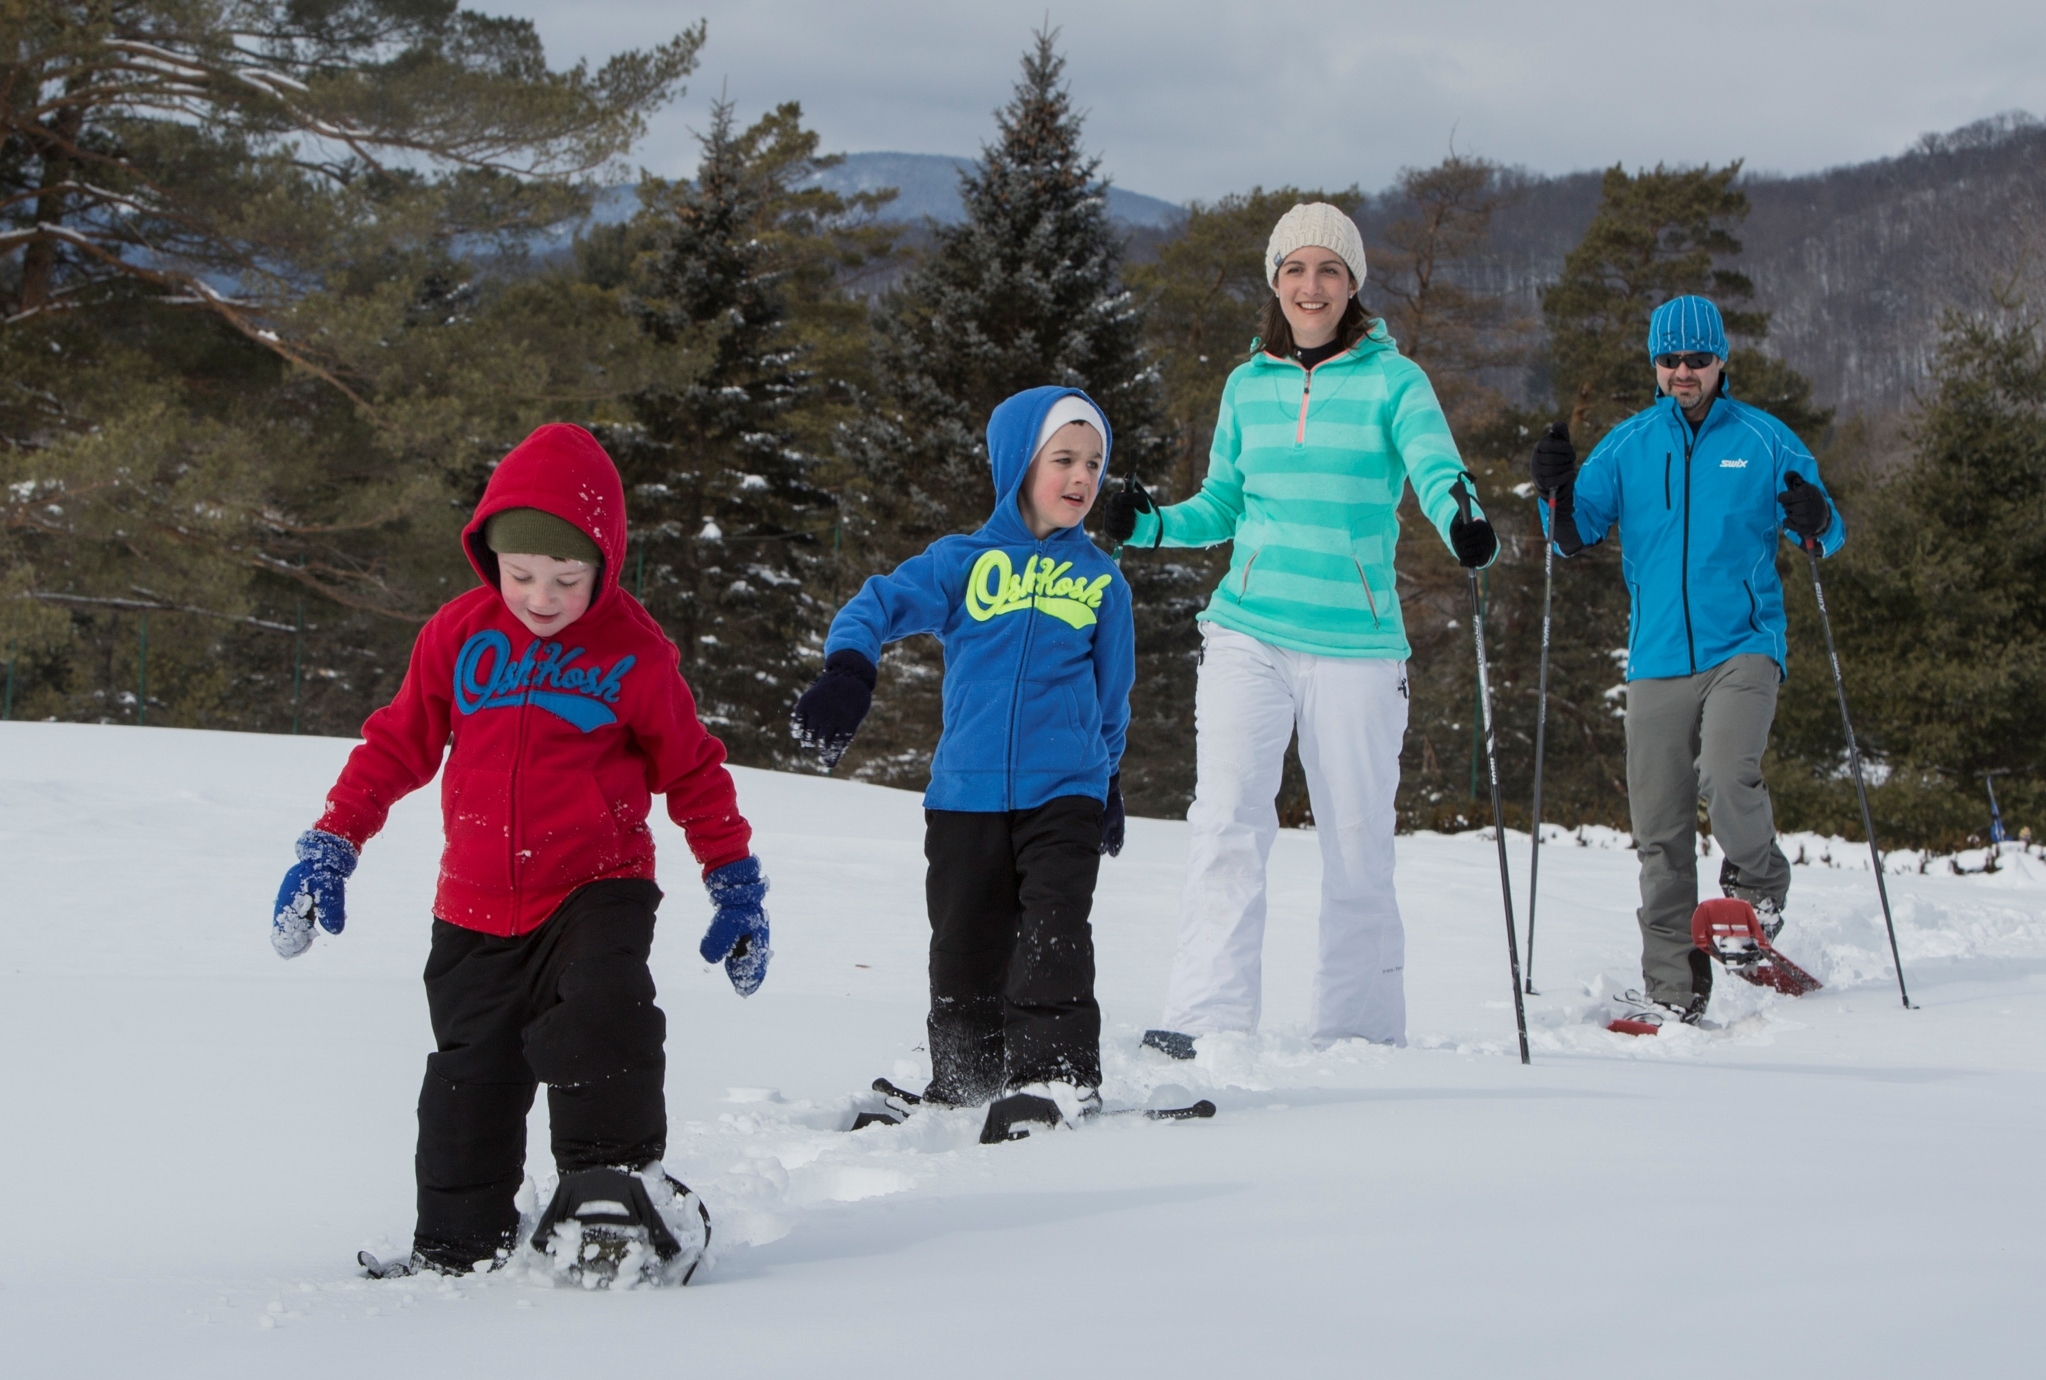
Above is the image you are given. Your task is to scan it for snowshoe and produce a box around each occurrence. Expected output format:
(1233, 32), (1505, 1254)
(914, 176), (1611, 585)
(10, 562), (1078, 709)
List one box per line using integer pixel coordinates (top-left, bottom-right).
(358, 1249), (421, 1279)
(848, 1077), (923, 1130)
(980, 1091), (1065, 1143)
(363, 1237), (513, 1278)
(978, 1084), (1102, 1143)
(1717, 864), (1786, 940)
(530, 1164), (711, 1288)
(1606, 989), (1706, 1037)
(1141, 1028), (1198, 1061)
(1693, 898), (1821, 996)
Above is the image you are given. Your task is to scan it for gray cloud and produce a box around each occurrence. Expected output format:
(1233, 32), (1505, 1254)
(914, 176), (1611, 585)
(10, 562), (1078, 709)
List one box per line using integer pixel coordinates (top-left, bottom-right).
(496, 0), (2046, 201)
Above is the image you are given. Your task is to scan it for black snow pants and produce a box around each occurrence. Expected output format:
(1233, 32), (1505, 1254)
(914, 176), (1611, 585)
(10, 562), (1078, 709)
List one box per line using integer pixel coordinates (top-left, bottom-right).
(413, 879), (666, 1267)
(923, 796), (1103, 1105)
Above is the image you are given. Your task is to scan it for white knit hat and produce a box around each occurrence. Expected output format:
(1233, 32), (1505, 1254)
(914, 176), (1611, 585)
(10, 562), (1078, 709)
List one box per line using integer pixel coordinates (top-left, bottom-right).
(1265, 202), (1367, 291)
(1032, 394), (1108, 462)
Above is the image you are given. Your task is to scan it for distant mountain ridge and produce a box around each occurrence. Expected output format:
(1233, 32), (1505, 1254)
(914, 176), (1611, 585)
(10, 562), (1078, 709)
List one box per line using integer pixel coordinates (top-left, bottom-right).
(1348, 111), (2046, 415)
(807, 151), (1185, 228)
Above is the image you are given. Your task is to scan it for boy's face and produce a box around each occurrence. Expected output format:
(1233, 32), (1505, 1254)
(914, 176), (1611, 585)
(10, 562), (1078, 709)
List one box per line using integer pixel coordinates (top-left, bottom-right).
(1018, 421), (1104, 539)
(498, 552), (595, 638)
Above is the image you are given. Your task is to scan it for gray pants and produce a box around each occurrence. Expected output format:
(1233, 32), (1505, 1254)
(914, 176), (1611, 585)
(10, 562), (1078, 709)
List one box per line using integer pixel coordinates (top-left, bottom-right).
(1625, 654), (1791, 1004)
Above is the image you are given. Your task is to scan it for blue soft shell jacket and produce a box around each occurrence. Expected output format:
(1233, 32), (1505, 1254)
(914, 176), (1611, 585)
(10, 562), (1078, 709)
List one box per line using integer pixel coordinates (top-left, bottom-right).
(826, 386), (1136, 812)
(1547, 392), (1846, 682)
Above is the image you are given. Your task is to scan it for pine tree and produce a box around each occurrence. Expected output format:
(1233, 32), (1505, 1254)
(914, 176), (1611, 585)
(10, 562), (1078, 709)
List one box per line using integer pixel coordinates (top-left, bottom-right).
(605, 100), (875, 766)
(836, 27), (1168, 797)
(1446, 163), (1832, 832)
(1541, 163), (1768, 438)
(1770, 310), (2046, 846)
(0, 2), (699, 729)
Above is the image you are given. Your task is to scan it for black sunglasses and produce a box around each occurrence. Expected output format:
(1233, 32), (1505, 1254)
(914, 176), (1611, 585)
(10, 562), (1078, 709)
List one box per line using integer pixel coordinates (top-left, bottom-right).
(1654, 352), (1719, 371)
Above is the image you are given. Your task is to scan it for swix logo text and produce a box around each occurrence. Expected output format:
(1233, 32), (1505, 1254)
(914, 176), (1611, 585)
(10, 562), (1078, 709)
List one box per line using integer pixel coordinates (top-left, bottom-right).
(965, 550), (1113, 630)
(1720, 458), (1748, 468)
(453, 630), (635, 733)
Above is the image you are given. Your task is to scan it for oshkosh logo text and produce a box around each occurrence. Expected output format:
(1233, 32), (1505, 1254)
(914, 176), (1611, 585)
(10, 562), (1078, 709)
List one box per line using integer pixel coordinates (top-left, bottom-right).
(453, 630), (635, 733)
(965, 550), (1112, 630)
(1720, 458), (1748, 468)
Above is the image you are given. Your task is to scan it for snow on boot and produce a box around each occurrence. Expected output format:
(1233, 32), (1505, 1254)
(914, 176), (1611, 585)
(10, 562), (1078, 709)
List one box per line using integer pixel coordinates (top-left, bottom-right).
(1718, 862), (1786, 940)
(1606, 989), (1706, 1036)
(979, 1083), (1101, 1143)
(531, 1165), (710, 1288)
(980, 1092), (1063, 1143)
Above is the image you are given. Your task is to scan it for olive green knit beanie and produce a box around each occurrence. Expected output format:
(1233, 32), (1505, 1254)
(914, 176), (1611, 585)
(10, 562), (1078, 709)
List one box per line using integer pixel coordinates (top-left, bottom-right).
(483, 507), (601, 565)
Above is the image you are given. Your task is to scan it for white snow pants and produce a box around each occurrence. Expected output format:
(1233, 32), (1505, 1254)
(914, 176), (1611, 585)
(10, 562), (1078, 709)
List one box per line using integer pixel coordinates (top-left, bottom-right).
(1160, 624), (1410, 1047)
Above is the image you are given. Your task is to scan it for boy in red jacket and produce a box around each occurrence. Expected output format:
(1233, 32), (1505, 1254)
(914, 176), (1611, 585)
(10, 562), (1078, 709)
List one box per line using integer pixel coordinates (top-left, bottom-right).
(270, 423), (768, 1284)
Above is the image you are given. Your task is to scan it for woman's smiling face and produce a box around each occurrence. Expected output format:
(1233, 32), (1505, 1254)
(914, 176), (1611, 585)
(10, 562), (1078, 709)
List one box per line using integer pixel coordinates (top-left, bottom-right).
(1275, 247), (1355, 349)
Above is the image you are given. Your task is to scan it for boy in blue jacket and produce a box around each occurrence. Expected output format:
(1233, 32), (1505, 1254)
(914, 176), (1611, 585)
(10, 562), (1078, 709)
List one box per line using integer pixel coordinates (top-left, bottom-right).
(792, 387), (1134, 1127)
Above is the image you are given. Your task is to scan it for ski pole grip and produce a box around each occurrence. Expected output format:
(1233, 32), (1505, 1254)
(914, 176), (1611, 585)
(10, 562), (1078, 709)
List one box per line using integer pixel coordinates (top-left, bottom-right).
(1451, 474), (1473, 525)
(1783, 472), (1822, 555)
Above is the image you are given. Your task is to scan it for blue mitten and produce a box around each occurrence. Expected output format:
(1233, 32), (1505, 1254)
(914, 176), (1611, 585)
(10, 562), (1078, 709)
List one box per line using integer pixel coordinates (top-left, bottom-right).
(272, 829), (358, 960)
(699, 856), (771, 996)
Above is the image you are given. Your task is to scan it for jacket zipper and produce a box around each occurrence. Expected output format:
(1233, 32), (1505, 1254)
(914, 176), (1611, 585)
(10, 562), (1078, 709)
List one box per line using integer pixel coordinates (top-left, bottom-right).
(1663, 453), (1672, 509)
(1295, 364), (1312, 444)
(1353, 558), (1381, 627)
(1680, 430), (1697, 674)
(1003, 543), (1043, 812)
(508, 666), (530, 916)
(1240, 547), (1262, 597)
(1744, 580), (1761, 634)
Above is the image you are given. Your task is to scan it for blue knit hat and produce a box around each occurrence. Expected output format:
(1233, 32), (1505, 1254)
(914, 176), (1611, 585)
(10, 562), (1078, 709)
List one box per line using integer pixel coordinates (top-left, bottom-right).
(1646, 296), (1728, 359)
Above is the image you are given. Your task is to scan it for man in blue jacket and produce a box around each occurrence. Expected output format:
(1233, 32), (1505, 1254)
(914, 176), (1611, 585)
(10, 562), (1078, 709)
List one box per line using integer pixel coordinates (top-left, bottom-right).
(789, 386), (1134, 1114)
(1535, 296), (1844, 1024)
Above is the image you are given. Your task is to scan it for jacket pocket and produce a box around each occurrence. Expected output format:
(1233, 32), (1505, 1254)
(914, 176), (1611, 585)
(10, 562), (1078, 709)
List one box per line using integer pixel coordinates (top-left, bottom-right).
(439, 766), (513, 894)
(519, 770), (635, 890)
(1011, 680), (1088, 771)
(1239, 547), (1263, 598)
(934, 677), (1011, 779)
(1743, 580), (1761, 634)
(1352, 559), (1382, 627)
(1626, 581), (1643, 668)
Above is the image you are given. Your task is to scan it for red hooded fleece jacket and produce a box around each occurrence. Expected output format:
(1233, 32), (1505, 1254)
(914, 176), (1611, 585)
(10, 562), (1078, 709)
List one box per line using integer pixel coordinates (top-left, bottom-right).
(313, 424), (753, 936)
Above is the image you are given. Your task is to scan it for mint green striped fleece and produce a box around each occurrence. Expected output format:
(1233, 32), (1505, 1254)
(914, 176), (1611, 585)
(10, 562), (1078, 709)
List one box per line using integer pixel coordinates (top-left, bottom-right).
(1129, 323), (1487, 658)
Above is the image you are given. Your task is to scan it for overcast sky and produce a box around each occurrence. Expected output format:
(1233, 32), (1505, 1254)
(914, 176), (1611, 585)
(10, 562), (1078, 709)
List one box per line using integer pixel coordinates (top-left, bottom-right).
(496, 0), (2046, 202)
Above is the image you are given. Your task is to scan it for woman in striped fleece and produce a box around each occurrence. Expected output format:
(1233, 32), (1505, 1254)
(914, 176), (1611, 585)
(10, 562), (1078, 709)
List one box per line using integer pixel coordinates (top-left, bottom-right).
(1106, 202), (1497, 1053)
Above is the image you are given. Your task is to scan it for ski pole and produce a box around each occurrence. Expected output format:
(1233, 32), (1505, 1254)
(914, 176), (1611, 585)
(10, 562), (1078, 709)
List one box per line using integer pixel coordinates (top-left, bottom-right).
(1525, 493), (1555, 996)
(1786, 474), (1913, 1009)
(1453, 475), (1531, 1063)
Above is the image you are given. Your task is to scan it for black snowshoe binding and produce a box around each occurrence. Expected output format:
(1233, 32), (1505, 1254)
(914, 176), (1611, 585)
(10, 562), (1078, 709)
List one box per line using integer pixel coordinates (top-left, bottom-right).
(849, 1077), (924, 1130)
(978, 1086), (1102, 1144)
(530, 1165), (711, 1288)
(362, 1237), (514, 1278)
(1606, 989), (1708, 1036)
(1719, 862), (1786, 940)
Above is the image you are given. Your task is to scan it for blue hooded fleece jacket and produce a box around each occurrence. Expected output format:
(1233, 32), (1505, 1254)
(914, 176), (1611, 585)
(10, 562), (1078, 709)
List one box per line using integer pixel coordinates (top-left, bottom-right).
(1546, 390), (1846, 682)
(824, 386), (1136, 813)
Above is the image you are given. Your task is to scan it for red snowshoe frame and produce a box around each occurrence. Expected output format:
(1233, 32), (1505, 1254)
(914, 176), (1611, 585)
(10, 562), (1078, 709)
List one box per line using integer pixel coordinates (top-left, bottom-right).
(1691, 898), (1822, 996)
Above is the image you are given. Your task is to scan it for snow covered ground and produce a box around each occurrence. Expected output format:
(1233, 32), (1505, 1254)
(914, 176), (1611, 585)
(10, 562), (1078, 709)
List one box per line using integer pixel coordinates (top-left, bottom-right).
(3, 720), (2042, 1378)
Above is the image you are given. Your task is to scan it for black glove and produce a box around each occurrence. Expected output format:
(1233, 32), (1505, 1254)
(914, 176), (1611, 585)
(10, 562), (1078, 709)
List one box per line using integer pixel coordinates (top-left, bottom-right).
(790, 649), (876, 770)
(1450, 514), (1497, 569)
(1529, 421), (1576, 493)
(1778, 472), (1830, 542)
(1103, 476), (1154, 545)
(1099, 773), (1125, 858)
